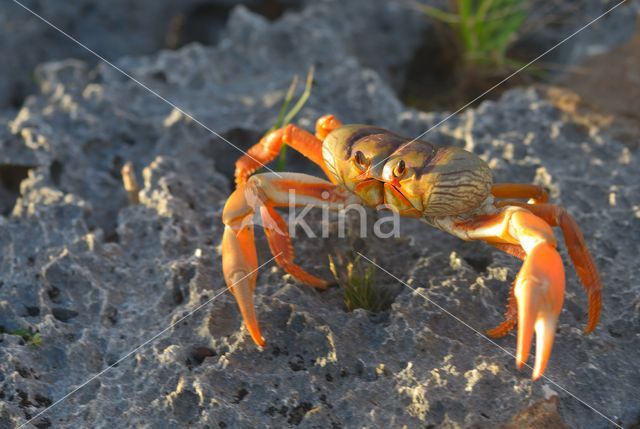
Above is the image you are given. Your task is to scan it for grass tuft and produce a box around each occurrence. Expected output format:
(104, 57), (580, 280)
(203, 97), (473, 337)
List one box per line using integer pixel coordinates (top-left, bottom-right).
(1, 327), (42, 346)
(416, 0), (529, 70)
(329, 252), (392, 313)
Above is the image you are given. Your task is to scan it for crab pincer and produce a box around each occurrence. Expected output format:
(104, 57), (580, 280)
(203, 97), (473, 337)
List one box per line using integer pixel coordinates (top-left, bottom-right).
(514, 240), (565, 379)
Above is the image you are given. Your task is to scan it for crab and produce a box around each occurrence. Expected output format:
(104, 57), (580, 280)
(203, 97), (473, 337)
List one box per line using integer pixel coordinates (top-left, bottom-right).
(221, 114), (602, 379)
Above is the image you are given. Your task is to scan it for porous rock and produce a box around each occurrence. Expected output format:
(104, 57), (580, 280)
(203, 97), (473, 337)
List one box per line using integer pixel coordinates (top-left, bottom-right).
(0, 2), (638, 429)
(0, 0), (425, 110)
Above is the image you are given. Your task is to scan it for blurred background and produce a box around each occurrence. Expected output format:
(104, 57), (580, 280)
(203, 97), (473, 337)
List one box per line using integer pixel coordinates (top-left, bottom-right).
(1, 0), (638, 116)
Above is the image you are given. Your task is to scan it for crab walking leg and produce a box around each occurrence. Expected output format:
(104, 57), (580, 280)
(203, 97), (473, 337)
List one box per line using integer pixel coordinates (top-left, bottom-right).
(234, 116), (343, 186)
(498, 202), (602, 333)
(491, 183), (549, 204)
(222, 172), (358, 346)
(222, 183), (264, 345)
(252, 173), (360, 284)
(314, 114), (343, 140)
(453, 206), (565, 379)
(484, 243), (524, 338)
(260, 205), (329, 288)
(486, 280), (518, 338)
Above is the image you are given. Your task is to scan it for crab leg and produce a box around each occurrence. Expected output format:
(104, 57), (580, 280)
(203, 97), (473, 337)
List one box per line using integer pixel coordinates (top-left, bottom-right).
(486, 281), (518, 338)
(314, 114), (343, 140)
(222, 172), (357, 346)
(454, 206), (565, 379)
(497, 202), (602, 332)
(491, 183), (549, 204)
(261, 205), (329, 288)
(234, 115), (343, 185)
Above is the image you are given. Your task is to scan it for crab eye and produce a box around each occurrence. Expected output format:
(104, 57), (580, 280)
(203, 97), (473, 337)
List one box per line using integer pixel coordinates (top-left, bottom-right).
(353, 150), (369, 170)
(393, 160), (406, 178)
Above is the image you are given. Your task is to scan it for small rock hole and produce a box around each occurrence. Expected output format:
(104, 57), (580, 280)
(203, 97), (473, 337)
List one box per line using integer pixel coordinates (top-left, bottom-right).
(49, 160), (63, 186)
(0, 164), (34, 215)
(288, 354), (305, 372)
(232, 388), (248, 404)
(287, 402), (313, 426)
(25, 306), (40, 317)
(189, 346), (216, 365)
(46, 287), (61, 303)
(463, 255), (492, 272)
(52, 308), (79, 323)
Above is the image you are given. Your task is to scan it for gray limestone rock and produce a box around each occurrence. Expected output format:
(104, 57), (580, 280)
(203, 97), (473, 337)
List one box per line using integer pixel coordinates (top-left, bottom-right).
(0, 0), (426, 110)
(0, 1), (638, 429)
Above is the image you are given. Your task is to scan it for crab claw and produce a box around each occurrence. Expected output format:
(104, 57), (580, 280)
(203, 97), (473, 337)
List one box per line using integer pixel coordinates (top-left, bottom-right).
(514, 243), (565, 379)
(222, 224), (265, 347)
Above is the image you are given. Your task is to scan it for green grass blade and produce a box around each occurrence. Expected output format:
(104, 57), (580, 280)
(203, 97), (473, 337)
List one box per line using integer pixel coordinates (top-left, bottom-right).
(474, 0), (496, 49)
(415, 2), (461, 24)
(417, 0), (529, 74)
(477, 0), (497, 21)
(457, 0), (475, 52)
(485, 9), (526, 54)
(282, 65), (315, 126)
(276, 66), (315, 171)
(330, 253), (391, 313)
(276, 146), (288, 171)
(271, 74), (299, 131)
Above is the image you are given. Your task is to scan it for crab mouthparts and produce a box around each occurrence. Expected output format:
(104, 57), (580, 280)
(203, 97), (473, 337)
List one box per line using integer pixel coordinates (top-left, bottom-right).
(382, 182), (421, 217)
(353, 178), (385, 206)
(351, 176), (421, 217)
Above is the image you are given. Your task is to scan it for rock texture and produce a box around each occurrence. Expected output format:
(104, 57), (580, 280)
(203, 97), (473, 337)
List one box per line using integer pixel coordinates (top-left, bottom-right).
(0, 0), (425, 110)
(1, 0), (299, 109)
(0, 1), (639, 429)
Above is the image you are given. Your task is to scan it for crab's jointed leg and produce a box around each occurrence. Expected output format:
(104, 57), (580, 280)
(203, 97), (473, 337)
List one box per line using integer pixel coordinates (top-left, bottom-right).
(454, 206), (565, 379)
(491, 183), (549, 204)
(234, 115), (343, 185)
(488, 185), (602, 341)
(222, 210), (260, 343)
(314, 114), (343, 140)
(497, 201), (602, 333)
(485, 280), (518, 339)
(222, 172), (356, 346)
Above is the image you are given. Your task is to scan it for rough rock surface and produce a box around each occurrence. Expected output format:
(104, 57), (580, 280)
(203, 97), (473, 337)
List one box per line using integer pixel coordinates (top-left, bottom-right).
(0, 0), (425, 110)
(0, 1), (639, 429)
(2, 0), (636, 110)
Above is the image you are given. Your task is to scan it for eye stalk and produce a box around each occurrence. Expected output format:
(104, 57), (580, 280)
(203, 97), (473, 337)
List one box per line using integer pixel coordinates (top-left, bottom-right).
(353, 150), (370, 170)
(393, 159), (406, 178)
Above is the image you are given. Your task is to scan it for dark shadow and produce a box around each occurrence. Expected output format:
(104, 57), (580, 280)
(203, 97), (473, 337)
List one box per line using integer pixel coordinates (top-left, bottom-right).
(0, 164), (34, 216)
(166, 0), (300, 49)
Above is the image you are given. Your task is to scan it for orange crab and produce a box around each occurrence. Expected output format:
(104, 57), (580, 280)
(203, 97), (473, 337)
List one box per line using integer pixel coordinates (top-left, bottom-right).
(221, 115), (601, 379)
